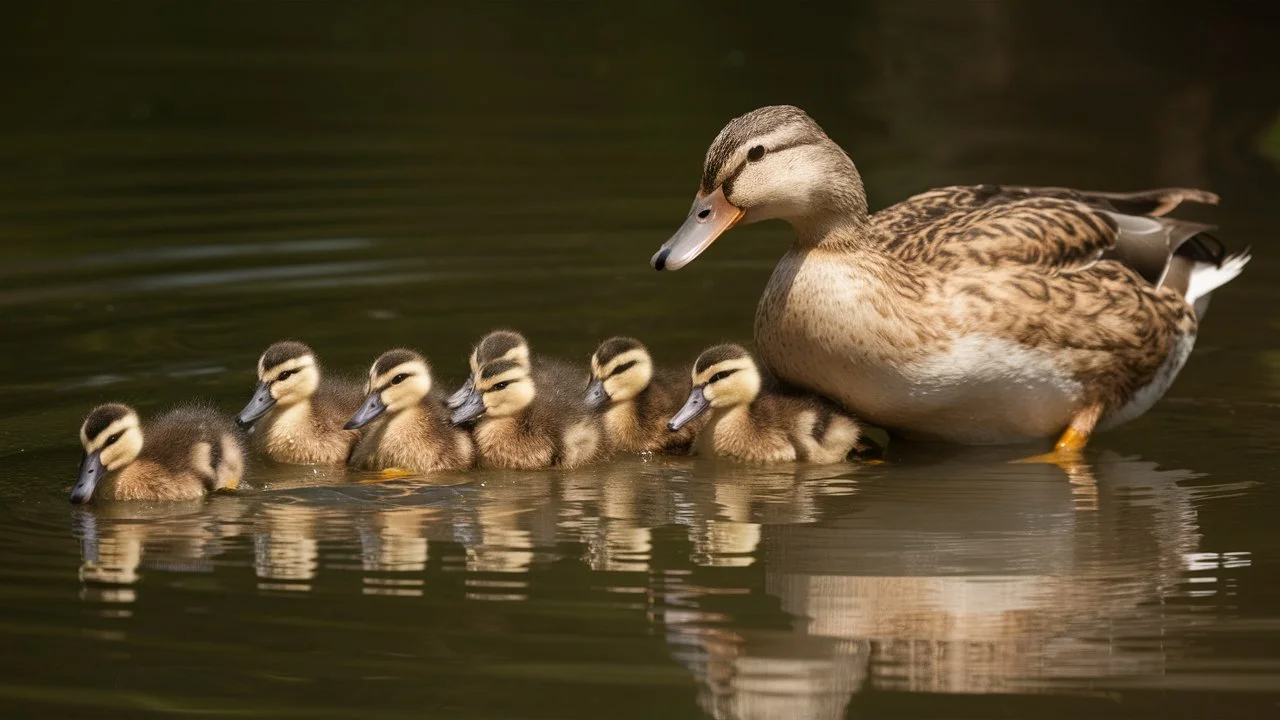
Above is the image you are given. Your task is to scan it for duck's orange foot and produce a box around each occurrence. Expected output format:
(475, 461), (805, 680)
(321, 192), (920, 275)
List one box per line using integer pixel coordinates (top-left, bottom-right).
(362, 467), (417, 482)
(1012, 427), (1089, 468)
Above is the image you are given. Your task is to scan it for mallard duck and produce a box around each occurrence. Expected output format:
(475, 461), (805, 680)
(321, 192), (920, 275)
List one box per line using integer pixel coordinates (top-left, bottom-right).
(345, 349), (474, 473)
(586, 336), (705, 454)
(71, 403), (245, 503)
(236, 341), (364, 465)
(651, 105), (1250, 455)
(669, 344), (862, 464)
(446, 330), (530, 412)
(451, 353), (604, 470)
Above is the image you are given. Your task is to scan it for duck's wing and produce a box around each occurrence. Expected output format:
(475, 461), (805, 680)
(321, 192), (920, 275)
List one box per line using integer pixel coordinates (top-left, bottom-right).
(875, 184), (1228, 293)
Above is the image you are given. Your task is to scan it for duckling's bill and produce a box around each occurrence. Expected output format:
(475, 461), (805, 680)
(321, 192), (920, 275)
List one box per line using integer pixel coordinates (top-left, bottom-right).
(70, 450), (106, 504)
(668, 385), (709, 431)
(585, 379), (609, 410)
(652, 187), (743, 271)
(345, 392), (389, 430)
(236, 381), (276, 427)
(450, 392), (485, 425)
(446, 377), (475, 411)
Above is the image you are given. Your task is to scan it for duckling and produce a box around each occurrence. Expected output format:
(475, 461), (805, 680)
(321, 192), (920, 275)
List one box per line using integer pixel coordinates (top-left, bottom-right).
(451, 356), (604, 470)
(71, 403), (245, 503)
(345, 349), (474, 473)
(236, 341), (363, 465)
(586, 337), (706, 454)
(669, 344), (862, 464)
(446, 330), (531, 410)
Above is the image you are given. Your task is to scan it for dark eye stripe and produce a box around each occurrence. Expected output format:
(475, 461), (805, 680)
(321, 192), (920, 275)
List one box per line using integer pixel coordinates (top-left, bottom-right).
(720, 139), (814, 194)
(708, 369), (739, 384)
(609, 360), (637, 377)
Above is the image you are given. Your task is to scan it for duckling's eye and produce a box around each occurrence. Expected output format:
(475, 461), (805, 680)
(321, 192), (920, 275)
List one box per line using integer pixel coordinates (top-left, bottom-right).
(277, 370), (295, 381)
(709, 369), (737, 384)
(747, 145), (766, 162)
(610, 360), (637, 377)
(491, 380), (514, 391)
(391, 373), (410, 385)
(104, 433), (121, 446)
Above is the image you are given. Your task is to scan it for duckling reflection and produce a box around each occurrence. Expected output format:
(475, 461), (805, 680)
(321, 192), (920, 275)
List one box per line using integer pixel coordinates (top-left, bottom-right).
(671, 345), (862, 464)
(72, 402), (244, 503)
(237, 341), (363, 465)
(452, 354), (604, 470)
(654, 453), (1203, 718)
(74, 497), (249, 603)
(587, 337), (705, 454)
(346, 349), (474, 473)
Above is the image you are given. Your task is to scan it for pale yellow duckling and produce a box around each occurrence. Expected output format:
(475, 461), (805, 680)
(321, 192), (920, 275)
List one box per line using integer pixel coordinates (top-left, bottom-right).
(652, 105), (1249, 456)
(452, 355), (604, 470)
(446, 330), (530, 412)
(669, 344), (862, 464)
(345, 349), (474, 473)
(236, 341), (363, 465)
(71, 403), (244, 503)
(586, 336), (705, 454)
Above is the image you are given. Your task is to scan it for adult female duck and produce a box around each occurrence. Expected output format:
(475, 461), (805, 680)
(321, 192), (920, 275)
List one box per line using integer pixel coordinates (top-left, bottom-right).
(652, 105), (1249, 454)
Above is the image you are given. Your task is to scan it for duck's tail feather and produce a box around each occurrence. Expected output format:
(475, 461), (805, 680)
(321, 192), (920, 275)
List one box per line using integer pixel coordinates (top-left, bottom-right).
(1187, 249), (1251, 318)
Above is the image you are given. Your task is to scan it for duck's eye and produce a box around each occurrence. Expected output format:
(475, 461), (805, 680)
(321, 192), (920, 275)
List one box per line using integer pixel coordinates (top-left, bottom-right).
(610, 360), (638, 377)
(491, 380), (514, 391)
(709, 370), (737, 384)
(277, 370), (294, 381)
(105, 433), (121, 446)
(747, 145), (766, 162)
(392, 373), (410, 385)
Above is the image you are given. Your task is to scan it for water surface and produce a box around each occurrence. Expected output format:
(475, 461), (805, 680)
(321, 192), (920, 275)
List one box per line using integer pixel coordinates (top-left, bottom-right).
(2, 2), (1279, 718)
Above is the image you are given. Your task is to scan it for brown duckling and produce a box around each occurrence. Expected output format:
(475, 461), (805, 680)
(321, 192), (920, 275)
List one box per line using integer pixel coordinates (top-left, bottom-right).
(669, 344), (862, 464)
(236, 341), (363, 465)
(451, 354), (604, 470)
(586, 337), (705, 454)
(446, 330), (530, 412)
(71, 403), (245, 503)
(345, 349), (474, 473)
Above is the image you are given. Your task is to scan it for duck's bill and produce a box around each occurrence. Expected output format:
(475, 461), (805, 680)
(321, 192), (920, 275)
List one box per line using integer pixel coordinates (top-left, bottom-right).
(446, 377), (475, 411)
(450, 392), (486, 425)
(668, 386), (709, 431)
(584, 379), (609, 410)
(651, 186), (744, 271)
(236, 381), (276, 427)
(71, 451), (105, 504)
(345, 392), (388, 430)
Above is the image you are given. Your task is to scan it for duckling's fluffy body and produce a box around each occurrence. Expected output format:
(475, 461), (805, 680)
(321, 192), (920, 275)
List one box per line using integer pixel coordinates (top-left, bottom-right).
(239, 341), (363, 465)
(76, 403), (245, 502)
(347, 349), (474, 473)
(677, 345), (861, 464)
(589, 337), (703, 454)
(466, 356), (604, 470)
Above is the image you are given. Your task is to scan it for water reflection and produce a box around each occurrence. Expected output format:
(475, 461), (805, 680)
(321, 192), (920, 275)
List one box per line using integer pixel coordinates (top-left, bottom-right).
(69, 452), (1218, 714)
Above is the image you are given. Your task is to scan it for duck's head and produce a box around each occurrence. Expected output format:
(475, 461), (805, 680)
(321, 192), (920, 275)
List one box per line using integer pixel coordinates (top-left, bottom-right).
(346, 349), (434, 429)
(668, 344), (761, 431)
(451, 359), (535, 424)
(237, 341), (321, 427)
(586, 337), (653, 410)
(72, 403), (143, 503)
(447, 330), (531, 411)
(652, 105), (865, 271)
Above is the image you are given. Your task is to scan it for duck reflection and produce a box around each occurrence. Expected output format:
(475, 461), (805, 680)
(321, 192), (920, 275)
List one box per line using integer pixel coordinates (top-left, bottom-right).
(654, 452), (1203, 719)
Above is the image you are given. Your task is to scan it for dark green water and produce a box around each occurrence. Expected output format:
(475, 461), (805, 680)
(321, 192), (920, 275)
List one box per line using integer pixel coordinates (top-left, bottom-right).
(2, 2), (1279, 718)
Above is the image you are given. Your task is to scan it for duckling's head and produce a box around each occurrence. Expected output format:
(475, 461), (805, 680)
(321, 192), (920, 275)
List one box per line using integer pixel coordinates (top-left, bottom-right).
(668, 344), (762, 431)
(451, 359), (535, 424)
(345, 349), (434, 429)
(72, 403), (143, 503)
(587, 337), (653, 409)
(237, 341), (321, 427)
(652, 105), (864, 271)
(447, 330), (531, 411)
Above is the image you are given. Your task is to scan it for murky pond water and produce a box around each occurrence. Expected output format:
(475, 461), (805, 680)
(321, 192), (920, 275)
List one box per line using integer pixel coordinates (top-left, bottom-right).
(2, 3), (1279, 718)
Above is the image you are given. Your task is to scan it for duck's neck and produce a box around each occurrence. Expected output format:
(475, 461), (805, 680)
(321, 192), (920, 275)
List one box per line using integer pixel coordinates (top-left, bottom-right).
(787, 165), (878, 251)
